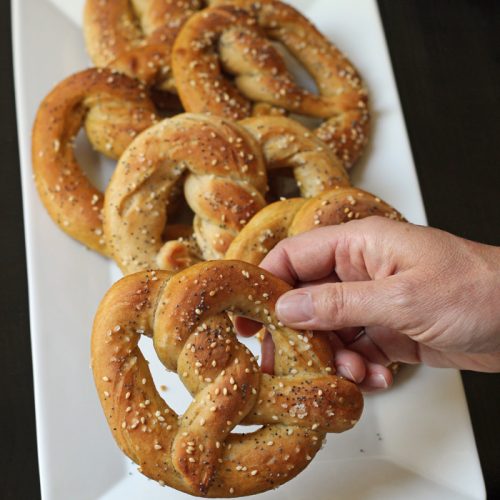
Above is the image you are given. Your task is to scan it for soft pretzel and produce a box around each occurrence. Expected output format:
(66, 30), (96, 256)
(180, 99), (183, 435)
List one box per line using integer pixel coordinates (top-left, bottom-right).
(226, 187), (404, 264)
(172, 2), (369, 169)
(92, 260), (363, 497)
(32, 68), (158, 254)
(104, 113), (267, 274)
(240, 116), (350, 198)
(84, 0), (203, 94)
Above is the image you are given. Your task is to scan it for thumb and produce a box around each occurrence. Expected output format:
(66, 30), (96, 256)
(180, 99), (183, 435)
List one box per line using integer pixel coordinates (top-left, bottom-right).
(275, 280), (398, 331)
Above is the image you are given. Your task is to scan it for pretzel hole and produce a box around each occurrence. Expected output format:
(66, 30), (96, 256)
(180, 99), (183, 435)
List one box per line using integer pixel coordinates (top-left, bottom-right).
(272, 42), (323, 130)
(73, 128), (115, 192)
(137, 319), (265, 421)
(161, 175), (196, 229)
(267, 169), (301, 201)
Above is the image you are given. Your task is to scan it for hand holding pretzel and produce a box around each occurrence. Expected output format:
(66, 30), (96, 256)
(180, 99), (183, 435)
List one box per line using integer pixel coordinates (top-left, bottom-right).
(92, 260), (362, 497)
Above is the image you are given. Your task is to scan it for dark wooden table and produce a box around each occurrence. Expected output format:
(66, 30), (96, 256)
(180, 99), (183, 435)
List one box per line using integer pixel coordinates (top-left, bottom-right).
(1, 1), (499, 498)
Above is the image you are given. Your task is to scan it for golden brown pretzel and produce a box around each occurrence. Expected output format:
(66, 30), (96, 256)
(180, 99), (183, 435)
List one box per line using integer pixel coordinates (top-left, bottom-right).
(32, 68), (158, 254)
(92, 260), (363, 496)
(84, 0), (203, 93)
(104, 113), (267, 274)
(240, 115), (350, 198)
(226, 186), (404, 264)
(172, 2), (369, 169)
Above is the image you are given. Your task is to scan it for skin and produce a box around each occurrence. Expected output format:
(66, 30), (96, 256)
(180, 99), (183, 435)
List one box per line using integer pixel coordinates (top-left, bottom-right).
(236, 216), (500, 391)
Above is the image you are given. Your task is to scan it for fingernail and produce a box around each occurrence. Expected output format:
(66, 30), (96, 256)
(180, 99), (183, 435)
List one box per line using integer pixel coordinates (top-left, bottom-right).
(276, 291), (313, 324)
(336, 364), (357, 382)
(368, 373), (389, 389)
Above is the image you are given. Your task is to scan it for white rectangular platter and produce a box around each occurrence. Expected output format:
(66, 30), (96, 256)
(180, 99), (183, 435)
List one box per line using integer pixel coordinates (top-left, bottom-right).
(12, 0), (485, 499)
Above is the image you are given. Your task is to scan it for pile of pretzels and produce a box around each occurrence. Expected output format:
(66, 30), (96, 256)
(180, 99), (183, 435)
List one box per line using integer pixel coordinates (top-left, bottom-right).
(32, 1), (405, 497)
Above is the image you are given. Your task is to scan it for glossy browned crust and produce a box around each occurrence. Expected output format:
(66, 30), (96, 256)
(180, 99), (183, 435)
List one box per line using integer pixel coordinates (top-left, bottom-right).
(92, 260), (363, 496)
(84, 0), (202, 91)
(226, 187), (405, 264)
(103, 113), (268, 274)
(172, 1), (369, 169)
(241, 116), (350, 197)
(32, 68), (158, 254)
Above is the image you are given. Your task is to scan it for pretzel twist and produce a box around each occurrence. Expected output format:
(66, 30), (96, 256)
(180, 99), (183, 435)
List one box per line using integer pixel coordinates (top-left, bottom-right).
(84, 0), (203, 93)
(104, 113), (268, 274)
(172, 2), (369, 169)
(92, 260), (363, 496)
(32, 68), (158, 254)
(241, 116), (350, 198)
(226, 187), (405, 264)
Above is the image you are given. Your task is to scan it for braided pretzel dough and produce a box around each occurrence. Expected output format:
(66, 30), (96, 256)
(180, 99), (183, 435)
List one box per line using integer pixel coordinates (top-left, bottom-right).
(32, 68), (158, 254)
(241, 115), (350, 198)
(104, 113), (267, 274)
(84, 0), (203, 93)
(226, 187), (404, 264)
(92, 261), (362, 496)
(172, 2), (369, 169)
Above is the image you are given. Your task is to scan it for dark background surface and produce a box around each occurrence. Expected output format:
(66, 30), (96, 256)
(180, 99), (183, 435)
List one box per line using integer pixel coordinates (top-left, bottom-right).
(1, 0), (499, 498)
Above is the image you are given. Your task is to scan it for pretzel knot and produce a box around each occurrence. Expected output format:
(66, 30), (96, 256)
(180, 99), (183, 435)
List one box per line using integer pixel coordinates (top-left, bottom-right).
(32, 68), (158, 254)
(84, 0), (203, 93)
(241, 116), (350, 198)
(92, 261), (363, 497)
(104, 114), (267, 274)
(172, 2), (370, 169)
(226, 187), (405, 264)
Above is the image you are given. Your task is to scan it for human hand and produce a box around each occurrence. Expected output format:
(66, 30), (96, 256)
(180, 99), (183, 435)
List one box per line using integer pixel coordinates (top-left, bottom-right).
(236, 216), (500, 391)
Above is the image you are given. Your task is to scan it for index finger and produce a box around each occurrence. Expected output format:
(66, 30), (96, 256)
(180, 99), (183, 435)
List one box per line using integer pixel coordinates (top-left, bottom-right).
(259, 224), (358, 285)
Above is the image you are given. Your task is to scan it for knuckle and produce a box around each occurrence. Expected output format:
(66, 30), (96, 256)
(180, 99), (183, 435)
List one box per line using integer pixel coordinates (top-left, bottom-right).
(386, 278), (415, 314)
(313, 284), (347, 326)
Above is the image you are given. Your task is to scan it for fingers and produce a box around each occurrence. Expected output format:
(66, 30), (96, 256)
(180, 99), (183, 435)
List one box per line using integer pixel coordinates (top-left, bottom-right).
(358, 362), (393, 392)
(259, 217), (408, 285)
(275, 279), (400, 331)
(234, 316), (262, 337)
(259, 224), (365, 285)
(258, 327), (393, 391)
(260, 331), (275, 374)
(234, 272), (341, 337)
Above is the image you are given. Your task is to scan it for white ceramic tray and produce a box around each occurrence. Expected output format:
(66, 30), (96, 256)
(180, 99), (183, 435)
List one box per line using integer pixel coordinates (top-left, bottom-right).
(12, 0), (485, 499)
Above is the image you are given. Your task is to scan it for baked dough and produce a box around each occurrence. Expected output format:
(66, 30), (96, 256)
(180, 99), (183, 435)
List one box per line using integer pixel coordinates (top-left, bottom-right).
(92, 260), (363, 496)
